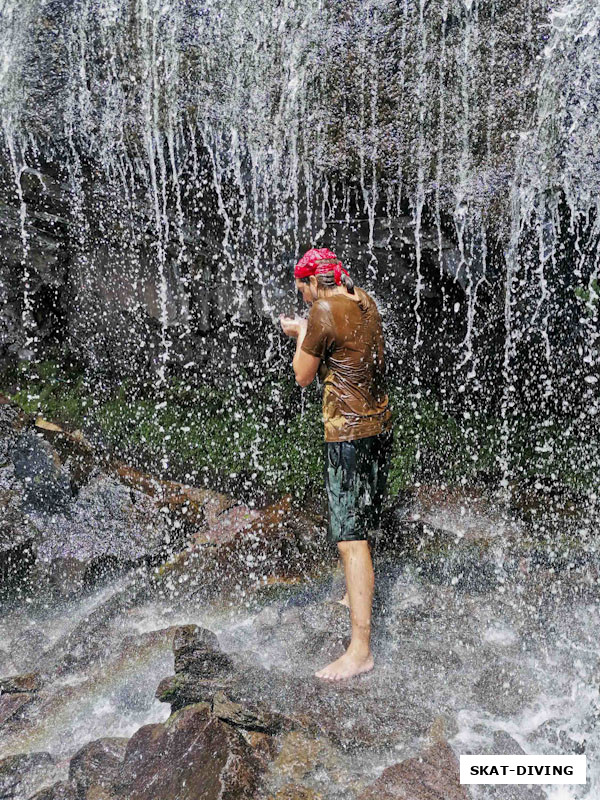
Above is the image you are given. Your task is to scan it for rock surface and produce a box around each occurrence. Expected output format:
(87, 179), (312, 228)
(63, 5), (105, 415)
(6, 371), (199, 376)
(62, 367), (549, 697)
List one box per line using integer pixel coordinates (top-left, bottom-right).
(68, 737), (128, 798)
(117, 703), (260, 800)
(0, 673), (42, 694)
(157, 624), (429, 751)
(0, 752), (57, 800)
(358, 740), (469, 800)
(0, 402), (175, 596)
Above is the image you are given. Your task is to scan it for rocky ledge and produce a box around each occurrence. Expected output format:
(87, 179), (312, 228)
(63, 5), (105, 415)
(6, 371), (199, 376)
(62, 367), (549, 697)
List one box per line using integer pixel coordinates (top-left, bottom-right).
(3, 624), (469, 800)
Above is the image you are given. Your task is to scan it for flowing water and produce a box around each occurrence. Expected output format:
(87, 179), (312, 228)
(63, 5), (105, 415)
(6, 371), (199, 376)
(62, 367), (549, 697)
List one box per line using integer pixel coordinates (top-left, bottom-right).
(1, 538), (599, 798)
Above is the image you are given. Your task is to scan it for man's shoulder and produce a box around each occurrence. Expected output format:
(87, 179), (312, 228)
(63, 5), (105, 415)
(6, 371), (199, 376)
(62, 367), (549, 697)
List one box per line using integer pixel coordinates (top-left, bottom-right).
(308, 298), (334, 319)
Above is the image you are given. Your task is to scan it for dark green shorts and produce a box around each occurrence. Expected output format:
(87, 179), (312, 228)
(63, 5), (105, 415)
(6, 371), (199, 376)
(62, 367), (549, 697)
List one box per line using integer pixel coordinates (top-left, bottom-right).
(324, 429), (393, 544)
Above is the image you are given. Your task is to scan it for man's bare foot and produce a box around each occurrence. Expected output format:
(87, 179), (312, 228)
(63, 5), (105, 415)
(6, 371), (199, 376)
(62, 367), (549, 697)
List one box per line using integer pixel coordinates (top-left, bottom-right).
(335, 592), (350, 608)
(315, 649), (374, 681)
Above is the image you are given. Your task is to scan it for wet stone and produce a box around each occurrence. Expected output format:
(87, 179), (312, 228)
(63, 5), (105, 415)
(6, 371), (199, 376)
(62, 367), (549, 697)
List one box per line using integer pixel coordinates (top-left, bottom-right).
(155, 672), (233, 712)
(0, 752), (56, 800)
(212, 690), (292, 734)
(467, 731), (546, 800)
(472, 665), (538, 716)
(117, 702), (261, 800)
(10, 429), (73, 514)
(68, 737), (128, 797)
(0, 692), (34, 725)
(0, 672), (42, 693)
(358, 740), (469, 800)
(29, 783), (79, 800)
(268, 786), (324, 800)
(172, 624), (233, 677)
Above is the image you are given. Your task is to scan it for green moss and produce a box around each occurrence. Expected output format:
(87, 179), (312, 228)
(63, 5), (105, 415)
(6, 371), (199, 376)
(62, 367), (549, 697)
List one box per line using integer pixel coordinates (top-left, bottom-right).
(1, 358), (596, 502)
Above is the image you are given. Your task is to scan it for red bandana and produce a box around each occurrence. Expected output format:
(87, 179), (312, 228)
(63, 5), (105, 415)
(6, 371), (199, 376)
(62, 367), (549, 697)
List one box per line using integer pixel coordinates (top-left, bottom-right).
(294, 248), (349, 286)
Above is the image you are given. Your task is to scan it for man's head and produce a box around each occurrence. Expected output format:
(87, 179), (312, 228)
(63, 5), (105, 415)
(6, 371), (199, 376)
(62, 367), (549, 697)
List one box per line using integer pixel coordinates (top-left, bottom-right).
(293, 248), (353, 303)
(295, 275), (318, 305)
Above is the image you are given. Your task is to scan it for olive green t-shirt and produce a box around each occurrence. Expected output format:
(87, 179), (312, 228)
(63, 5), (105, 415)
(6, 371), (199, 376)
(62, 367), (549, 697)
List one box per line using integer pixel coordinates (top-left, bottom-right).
(301, 287), (392, 442)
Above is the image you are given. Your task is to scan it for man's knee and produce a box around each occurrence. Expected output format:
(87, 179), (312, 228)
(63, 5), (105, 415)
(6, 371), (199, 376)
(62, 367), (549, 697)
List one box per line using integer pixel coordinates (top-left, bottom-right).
(337, 539), (370, 560)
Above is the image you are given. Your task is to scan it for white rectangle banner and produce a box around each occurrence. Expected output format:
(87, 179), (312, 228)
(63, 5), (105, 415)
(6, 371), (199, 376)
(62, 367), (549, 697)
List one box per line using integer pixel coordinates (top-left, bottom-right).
(460, 755), (587, 785)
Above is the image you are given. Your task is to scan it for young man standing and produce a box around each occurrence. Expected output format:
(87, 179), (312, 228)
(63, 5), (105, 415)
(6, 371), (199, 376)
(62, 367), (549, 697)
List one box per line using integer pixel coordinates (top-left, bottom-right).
(280, 247), (393, 681)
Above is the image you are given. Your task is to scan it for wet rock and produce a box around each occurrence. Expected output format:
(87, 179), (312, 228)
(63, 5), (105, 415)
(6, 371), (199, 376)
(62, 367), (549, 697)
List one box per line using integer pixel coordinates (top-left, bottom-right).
(0, 488), (36, 594)
(43, 580), (151, 675)
(0, 400), (175, 598)
(156, 625), (236, 711)
(158, 624), (429, 751)
(155, 672), (228, 711)
(116, 702), (261, 800)
(464, 732), (546, 800)
(155, 630), (255, 713)
(155, 495), (330, 604)
(28, 471), (170, 583)
(172, 624), (233, 677)
(0, 692), (34, 725)
(197, 503), (261, 545)
(9, 628), (50, 672)
(68, 737), (128, 798)
(271, 730), (342, 784)
(472, 665), (538, 716)
(358, 739), (469, 800)
(115, 464), (235, 524)
(0, 752), (56, 800)
(268, 787), (324, 800)
(0, 673), (42, 693)
(10, 429), (72, 514)
(29, 782), (78, 800)
(212, 690), (291, 734)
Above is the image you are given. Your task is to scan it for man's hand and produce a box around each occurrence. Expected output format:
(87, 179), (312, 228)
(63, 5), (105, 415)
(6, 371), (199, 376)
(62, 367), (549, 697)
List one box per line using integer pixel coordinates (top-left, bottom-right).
(279, 314), (307, 339)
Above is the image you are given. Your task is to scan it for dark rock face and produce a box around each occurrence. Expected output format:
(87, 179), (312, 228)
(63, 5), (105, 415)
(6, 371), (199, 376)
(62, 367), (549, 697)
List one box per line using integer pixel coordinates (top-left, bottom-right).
(358, 740), (469, 800)
(116, 703), (260, 800)
(0, 401), (173, 597)
(10, 429), (72, 514)
(68, 737), (128, 798)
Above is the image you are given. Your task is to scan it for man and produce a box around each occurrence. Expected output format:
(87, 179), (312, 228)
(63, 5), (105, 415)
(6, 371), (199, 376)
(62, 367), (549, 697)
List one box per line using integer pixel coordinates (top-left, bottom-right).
(280, 247), (393, 681)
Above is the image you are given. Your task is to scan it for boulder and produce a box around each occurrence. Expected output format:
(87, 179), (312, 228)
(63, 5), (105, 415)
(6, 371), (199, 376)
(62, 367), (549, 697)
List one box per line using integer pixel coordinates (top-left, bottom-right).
(156, 625), (236, 712)
(358, 740), (469, 800)
(115, 702), (261, 800)
(173, 624), (233, 677)
(68, 737), (128, 798)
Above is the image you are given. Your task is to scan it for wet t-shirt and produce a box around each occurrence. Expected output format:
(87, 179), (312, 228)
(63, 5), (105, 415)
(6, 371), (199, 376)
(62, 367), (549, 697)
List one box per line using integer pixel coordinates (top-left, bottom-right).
(301, 287), (392, 442)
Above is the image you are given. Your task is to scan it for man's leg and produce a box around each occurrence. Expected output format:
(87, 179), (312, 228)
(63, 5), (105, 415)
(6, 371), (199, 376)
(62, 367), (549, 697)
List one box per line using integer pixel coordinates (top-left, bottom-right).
(315, 539), (374, 680)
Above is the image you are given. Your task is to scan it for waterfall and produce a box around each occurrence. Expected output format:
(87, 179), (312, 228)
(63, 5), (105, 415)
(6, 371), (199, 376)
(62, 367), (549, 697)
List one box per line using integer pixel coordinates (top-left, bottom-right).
(0, 0), (598, 499)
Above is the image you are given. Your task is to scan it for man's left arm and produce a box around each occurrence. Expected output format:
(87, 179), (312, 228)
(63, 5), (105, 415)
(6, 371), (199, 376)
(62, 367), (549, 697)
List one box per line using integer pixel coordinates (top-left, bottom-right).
(293, 321), (320, 387)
